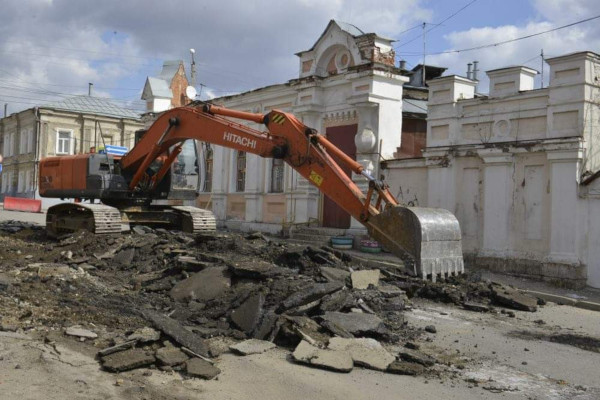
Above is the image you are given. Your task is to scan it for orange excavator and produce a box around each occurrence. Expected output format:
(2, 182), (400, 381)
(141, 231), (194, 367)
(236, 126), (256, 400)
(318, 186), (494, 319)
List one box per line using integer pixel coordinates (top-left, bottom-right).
(39, 102), (463, 279)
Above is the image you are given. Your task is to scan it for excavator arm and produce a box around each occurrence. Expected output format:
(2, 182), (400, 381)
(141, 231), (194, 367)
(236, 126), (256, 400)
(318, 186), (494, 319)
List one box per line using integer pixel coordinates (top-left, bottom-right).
(120, 103), (464, 279)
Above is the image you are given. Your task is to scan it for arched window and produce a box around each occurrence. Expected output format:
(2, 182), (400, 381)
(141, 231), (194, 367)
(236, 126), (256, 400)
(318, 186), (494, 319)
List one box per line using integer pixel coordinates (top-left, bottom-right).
(236, 151), (246, 192)
(270, 158), (284, 193)
(203, 146), (213, 192)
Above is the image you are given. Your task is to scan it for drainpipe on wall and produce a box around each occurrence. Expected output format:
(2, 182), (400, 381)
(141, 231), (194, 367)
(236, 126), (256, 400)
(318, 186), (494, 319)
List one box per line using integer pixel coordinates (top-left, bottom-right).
(33, 107), (41, 200)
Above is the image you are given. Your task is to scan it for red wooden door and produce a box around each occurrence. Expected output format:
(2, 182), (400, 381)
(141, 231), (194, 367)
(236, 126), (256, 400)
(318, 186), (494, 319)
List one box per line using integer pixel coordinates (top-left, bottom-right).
(322, 124), (357, 228)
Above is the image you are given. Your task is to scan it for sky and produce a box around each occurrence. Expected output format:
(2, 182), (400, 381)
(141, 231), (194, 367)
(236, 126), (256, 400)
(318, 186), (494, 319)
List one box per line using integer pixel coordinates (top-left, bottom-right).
(1, 0), (599, 116)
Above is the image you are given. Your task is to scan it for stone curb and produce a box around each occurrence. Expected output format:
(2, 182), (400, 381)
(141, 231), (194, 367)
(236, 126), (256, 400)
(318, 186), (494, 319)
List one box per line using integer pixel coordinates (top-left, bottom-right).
(523, 290), (600, 312)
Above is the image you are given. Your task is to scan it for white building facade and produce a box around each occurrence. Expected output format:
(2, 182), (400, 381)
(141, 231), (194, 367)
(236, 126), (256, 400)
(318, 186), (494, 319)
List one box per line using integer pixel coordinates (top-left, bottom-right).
(199, 20), (408, 236)
(384, 52), (600, 288)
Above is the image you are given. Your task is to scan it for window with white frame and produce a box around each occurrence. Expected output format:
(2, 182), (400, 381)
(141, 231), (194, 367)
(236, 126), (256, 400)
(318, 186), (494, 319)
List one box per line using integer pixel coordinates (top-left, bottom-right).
(8, 171), (14, 192)
(236, 151), (246, 192)
(26, 170), (33, 192)
(56, 129), (73, 155)
(4, 132), (13, 157)
(19, 130), (28, 154)
(27, 129), (34, 153)
(17, 171), (25, 193)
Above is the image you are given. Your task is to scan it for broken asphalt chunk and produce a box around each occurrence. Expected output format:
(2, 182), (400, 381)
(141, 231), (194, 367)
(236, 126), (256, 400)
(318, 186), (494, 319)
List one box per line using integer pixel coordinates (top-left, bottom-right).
(492, 286), (538, 312)
(142, 310), (210, 357)
(170, 266), (231, 303)
(231, 293), (264, 334)
(102, 348), (155, 372)
(321, 312), (389, 338)
(398, 348), (437, 367)
(127, 327), (161, 343)
(65, 326), (98, 339)
(319, 266), (350, 283)
(278, 281), (344, 313)
(186, 358), (221, 380)
(387, 361), (425, 375)
(328, 337), (395, 371)
(228, 260), (283, 279)
(292, 340), (353, 373)
(155, 346), (189, 366)
(230, 339), (276, 355)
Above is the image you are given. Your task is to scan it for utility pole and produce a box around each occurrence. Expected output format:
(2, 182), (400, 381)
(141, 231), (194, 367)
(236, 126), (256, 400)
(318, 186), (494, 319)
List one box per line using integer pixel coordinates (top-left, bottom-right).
(190, 49), (197, 88)
(541, 49), (544, 89)
(422, 22), (427, 87)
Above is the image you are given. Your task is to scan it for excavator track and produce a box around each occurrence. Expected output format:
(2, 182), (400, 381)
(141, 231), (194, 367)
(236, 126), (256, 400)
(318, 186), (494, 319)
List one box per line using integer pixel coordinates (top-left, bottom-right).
(46, 203), (122, 238)
(171, 206), (217, 233)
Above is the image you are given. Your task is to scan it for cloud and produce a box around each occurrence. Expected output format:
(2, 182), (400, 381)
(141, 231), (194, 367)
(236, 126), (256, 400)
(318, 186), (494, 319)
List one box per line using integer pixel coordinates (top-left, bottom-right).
(428, 0), (600, 92)
(0, 0), (432, 114)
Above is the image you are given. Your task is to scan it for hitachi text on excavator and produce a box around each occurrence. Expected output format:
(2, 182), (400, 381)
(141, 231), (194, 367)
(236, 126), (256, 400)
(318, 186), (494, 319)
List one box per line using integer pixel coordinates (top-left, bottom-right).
(38, 102), (464, 280)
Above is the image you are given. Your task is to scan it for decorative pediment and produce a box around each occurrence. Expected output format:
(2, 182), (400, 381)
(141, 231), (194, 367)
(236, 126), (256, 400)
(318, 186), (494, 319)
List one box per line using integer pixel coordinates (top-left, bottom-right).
(296, 20), (396, 79)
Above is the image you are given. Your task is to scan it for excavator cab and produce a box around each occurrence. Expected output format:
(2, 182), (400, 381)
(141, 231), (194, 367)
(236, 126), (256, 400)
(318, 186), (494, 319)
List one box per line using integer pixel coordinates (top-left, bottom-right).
(168, 139), (200, 200)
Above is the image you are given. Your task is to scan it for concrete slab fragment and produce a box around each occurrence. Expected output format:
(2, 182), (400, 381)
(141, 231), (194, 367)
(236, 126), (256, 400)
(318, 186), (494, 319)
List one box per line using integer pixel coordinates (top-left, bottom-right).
(128, 327), (161, 343)
(231, 293), (264, 333)
(65, 326), (98, 339)
(322, 312), (388, 337)
(102, 348), (155, 372)
(292, 340), (353, 373)
(387, 361), (425, 375)
(155, 346), (189, 366)
(186, 358), (221, 379)
(143, 310), (210, 357)
(230, 339), (276, 355)
(351, 270), (380, 289)
(320, 266), (350, 283)
(492, 286), (537, 312)
(328, 337), (395, 370)
(170, 267), (231, 303)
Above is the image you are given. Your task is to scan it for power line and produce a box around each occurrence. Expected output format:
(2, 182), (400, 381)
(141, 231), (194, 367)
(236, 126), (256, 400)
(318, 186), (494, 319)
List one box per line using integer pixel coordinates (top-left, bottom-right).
(423, 14), (600, 56)
(395, 0), (480, 48)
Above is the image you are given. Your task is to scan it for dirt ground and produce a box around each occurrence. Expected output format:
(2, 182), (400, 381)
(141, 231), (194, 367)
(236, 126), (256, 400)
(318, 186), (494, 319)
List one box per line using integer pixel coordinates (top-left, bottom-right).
(0, 218), (599, 400)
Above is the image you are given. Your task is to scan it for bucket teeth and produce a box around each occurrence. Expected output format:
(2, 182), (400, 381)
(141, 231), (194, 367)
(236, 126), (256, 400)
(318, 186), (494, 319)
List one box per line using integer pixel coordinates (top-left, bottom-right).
(366, 206), (464, 280)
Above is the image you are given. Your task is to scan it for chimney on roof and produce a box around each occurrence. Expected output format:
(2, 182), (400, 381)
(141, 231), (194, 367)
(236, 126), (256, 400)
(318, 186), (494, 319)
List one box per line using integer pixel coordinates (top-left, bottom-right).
(399, 60), (406, 70)
(472, 61), (479, 81)
(88, 83), (93, 96)
(467, 63), (472, 79)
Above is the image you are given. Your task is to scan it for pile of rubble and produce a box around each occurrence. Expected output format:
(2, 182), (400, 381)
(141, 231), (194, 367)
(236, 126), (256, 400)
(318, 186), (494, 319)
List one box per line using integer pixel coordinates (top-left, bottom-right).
(0, 221), (542, 380)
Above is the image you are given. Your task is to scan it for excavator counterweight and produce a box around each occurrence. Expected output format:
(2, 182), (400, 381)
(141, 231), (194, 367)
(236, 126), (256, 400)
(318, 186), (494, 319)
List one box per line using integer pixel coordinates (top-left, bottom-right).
(39, 102), (464, 279)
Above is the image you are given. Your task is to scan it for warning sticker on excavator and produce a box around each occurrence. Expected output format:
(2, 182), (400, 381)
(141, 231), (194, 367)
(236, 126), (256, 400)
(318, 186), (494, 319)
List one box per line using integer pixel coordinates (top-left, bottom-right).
(271, 114), (286, 125)
(309, 170), (323, 186)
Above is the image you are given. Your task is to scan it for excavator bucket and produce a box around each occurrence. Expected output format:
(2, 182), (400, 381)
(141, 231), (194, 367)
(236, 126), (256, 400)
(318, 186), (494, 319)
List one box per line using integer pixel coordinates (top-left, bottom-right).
(366, 206), (464, 280)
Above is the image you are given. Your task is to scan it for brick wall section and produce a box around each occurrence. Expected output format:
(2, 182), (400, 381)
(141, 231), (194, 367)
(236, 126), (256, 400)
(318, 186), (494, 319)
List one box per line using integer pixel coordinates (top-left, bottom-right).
(170, 64), (190, 108)
(355, 34), (395, 66)
(395, 118), (427, 159)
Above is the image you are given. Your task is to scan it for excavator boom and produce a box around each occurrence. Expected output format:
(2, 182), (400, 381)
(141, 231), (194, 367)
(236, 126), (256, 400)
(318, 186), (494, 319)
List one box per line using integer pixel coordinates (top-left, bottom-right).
(40, 102), (464, 279)
(123, 103), (464, 279)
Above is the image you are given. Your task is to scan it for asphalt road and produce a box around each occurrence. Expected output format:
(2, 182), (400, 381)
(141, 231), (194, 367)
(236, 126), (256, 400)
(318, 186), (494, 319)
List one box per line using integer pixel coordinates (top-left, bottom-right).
(0, 208), (46, 225)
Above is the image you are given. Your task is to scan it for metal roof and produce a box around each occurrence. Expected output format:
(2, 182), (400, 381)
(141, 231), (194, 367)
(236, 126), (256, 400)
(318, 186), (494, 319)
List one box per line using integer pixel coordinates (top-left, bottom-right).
(145, 76), (172, 98)
(43, 95), (141, 119)
(158, 60), (183, 81)
(403, 99), (428, 114)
